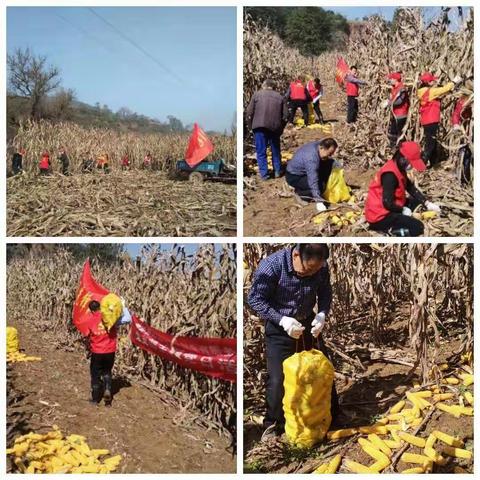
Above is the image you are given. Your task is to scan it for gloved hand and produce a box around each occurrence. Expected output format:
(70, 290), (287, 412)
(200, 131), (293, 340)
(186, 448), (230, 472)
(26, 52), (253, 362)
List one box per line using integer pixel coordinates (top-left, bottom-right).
(381, 99), (390, 109)
(452, 75), (462, 85)
(453, 124), (462, 131)
(279, 316), (304, 339)
(425, 201), (441, 213)
(316, 202), (327, 212)
(311, 312), (326, 338)
(402, 206), (412, 216)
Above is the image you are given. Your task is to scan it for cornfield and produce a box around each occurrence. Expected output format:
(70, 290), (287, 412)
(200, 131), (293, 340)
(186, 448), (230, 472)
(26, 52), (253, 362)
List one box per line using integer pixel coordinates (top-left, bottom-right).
(8, 119), (236, 174)
(7, 244), (237, 436)
(243, 243), (473, 416)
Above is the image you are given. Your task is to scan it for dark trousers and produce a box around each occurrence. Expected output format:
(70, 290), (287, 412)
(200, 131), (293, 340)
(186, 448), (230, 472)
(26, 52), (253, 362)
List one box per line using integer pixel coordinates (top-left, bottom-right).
(288, 100), (309, 125)
(313, 101), (324, 123)
(61, 163), (69, 175)
(12, 157), (23, 175)
(39, 168), (49, 176)
(285, 171), (326, 201)
(347, 96), (358, 123)
(90, 352), (115, 402)
(369, 199), (424, 236)
(264, 329), (339, 431)
(253, 128), (282, 179)
(461, 145), (473, 185)
(423, 123), (439, 167)
(388, 116), (407, 147)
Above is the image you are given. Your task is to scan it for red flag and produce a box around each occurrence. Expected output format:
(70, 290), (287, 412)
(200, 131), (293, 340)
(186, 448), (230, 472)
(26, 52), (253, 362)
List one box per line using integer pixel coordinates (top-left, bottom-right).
(335, 56), (349, 87)
(185, 123), (214, 167)
(130, 316), (236, 382)
(72, 259), (110, 335)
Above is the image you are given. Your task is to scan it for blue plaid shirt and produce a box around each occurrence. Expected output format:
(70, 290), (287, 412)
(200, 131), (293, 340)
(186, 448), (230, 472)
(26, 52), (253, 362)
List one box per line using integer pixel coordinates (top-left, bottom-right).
(248, 247), (332, 325)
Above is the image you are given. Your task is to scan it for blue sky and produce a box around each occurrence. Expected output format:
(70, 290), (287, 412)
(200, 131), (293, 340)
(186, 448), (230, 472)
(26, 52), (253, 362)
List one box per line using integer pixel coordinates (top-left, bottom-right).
(7, 7), (236, 132)
(327, 7), (396, 21)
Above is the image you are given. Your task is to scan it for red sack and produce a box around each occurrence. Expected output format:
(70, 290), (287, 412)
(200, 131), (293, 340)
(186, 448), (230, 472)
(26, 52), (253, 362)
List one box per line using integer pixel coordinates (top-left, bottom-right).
(335, 56), (349, 87)
(185, 123), (214, 167)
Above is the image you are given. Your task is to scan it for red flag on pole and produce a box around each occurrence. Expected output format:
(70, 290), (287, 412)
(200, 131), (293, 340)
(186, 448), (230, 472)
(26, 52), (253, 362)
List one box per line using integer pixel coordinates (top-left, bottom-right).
(185, 123), (214, 167)
(335, 56), (349, 87)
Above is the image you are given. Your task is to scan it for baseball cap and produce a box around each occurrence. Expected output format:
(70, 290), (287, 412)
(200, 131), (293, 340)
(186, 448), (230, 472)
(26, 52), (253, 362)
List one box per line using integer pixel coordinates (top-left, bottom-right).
(420, 72), (438, 83)
(399, 141), (426, 172)
(388, 72), (402, 81)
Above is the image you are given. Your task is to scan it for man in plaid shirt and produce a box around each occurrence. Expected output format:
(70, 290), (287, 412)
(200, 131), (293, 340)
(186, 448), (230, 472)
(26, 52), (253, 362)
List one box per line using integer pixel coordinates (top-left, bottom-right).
(248, 244), (339, 441)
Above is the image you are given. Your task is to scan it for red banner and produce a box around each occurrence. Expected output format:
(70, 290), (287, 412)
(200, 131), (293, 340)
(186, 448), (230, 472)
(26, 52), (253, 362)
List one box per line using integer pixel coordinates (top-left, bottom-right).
(185, 123), (214, 167)
(72, 259), (110, 335)
(335, 56), (349, 86)
(130, 316), (236, 383)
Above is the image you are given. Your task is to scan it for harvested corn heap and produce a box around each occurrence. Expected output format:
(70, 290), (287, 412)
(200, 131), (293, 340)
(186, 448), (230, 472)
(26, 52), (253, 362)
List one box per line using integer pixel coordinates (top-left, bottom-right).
(283, 350), (335, 448)
(100, 293), (123, 331)
(6, 326), (41, 363)
(318, 358), (473, 473)
(7, 426), (122, 473)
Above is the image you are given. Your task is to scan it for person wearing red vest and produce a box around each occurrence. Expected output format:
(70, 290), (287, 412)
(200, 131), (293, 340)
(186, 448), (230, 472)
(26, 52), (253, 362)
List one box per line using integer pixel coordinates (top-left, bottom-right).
(39, 150), (50, 175)
(121, 153), (131, 171)
(417, 71), (461, 167)
(307, 77), (325, 123)
(384, 72), (409, 147)
(345, 66), (366, 124)
(285, 75), (311, 126)
(83, 300), (131, 405)
(365, 141), (441, 236)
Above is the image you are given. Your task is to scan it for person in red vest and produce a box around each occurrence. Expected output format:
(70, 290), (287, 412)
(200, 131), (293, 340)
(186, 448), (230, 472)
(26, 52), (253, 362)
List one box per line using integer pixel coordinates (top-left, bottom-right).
(345, 66), (366, 124)
(383, 72), (409, 147)
(121, 153), (131, 171)
(417, 71), (461, 167)
(307, 77), (325, 123)
(143, 151), (153, 169)
(83, 300), (131, 406)
(285, 75), (311, 126)
(365, 141), (441, 236)
(39, 150), (50, 175)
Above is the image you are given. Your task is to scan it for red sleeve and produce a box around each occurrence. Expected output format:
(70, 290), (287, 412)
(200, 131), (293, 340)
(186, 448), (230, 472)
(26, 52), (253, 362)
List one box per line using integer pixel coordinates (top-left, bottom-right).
(451, 98), (465, 126)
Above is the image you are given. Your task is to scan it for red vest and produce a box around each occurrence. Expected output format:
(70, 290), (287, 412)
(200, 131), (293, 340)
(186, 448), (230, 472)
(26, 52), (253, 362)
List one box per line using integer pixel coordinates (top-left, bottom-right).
(307, 80), (320, 100)
(290, 81), (307, 101)
(390, 82), (409, 118)
(39, 155), (50, 170)
(365, 159), (407, 223)
(346, 81), (359, 97)
(88, 312), (117, 354)
(419, 88), (441, 126)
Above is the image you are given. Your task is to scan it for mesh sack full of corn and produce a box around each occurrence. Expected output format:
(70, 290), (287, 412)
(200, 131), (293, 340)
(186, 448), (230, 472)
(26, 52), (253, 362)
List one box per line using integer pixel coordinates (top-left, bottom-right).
(283, 349), (335, 448)
(100, 293), (123, 331)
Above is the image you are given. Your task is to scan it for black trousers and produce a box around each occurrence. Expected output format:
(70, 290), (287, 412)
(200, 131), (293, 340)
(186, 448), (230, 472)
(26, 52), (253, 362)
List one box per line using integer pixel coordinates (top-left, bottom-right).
(264, 327), (339, 431)
(347, 96), (358, 123)
(388, 116), (407, 147)
(423, 123), (439, 167)
(90, 352), (115, 401)
(61, 163), (69, 175)
(313, 101), (324, 123)
(288, 100), (309, 125)
(285, 171), (326, 201)
(12, 156), (23, 175)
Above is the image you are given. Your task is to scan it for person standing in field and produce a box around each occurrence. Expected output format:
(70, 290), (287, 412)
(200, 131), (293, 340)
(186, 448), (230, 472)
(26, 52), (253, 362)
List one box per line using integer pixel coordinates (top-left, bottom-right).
(57, 147), (70, 175)
(143, 152), (153, 170)
(11, 147), (25, 175)
(247, 244), (339, 442)
(365, 141), (441, 236)
(417, 71), (462, 167)
(246, 79), (289, 181)
(285, 137), (338, 212)
(384, 72), (409, 147)
(121, 153), (131, 171)
(39, 150), (50, 175)
(285, 75), (311, 126)
(96, 153), (110, 173)
(307, 77), (325, 124)
(345, 66), (366, 124)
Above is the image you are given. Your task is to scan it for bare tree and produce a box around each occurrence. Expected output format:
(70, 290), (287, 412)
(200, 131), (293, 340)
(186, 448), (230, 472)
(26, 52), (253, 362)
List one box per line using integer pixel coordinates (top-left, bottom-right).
(7, 47), (61, 119)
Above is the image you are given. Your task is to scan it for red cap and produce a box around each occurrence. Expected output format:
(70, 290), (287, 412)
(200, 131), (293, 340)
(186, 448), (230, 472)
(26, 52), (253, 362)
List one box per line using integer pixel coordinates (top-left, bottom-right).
(399, 141), (426, 172)
(420, 72), (438, 83)
(388, 72), (402, 81)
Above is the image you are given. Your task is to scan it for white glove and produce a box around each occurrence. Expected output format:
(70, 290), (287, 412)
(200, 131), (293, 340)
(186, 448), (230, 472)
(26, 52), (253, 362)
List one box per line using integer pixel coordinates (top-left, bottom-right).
(402, 206), (412, 216)
(279, 316), (304, 339)
(316, 202), (327, 212)
(452, 75), (462, 85)
(311, 312), (326, 338)
(425, 201), (441, 213)
(381, 99), (390, 109)
(453, 124), (462, 131)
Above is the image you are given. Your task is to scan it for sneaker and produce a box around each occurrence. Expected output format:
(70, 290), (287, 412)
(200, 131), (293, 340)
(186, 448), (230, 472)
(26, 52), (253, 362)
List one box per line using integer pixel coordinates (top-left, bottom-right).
(260, 424), (279, 443)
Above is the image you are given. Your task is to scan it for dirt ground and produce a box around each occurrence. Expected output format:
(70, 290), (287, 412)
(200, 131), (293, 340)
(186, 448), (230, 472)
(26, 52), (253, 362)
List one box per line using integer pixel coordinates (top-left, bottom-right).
(7, 319), (236, 473)
(243, 92), (473, 237)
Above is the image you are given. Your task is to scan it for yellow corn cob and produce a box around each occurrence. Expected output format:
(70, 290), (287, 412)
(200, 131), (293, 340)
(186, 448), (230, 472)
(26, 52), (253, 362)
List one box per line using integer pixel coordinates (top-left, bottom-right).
(409, 418), (422, 427)
(390, 400), (406, 414)
(368, 434), (392, 456)
(431, 387), (441, 394)
(375, 417), (389, 425)
(387, 412), (405, 421)
(432, 430), (464, 447)
(425, 434), (436, 449)
(91, 448), (110, 457)
(358, 438), (390, 464)
(358, 425), (388, 435)
(424, 446), (447, 465)
(390, 430), (402, 443)
(438, 363), (449, 371)
(327, 428), (357, 440)
(406, 392), (428, 410)
(458, 406), (473, 416)
(324, 454), (342, 474)
(401, 467), (425, 473)
(386, 424), (402, 432)
(398, 432), (426, 448)
(314, 463), (328, 474)
(384, 439), (402, 449)
(344, 459), (379, 474)
(458, 373), (474, 386)
(436, 403), (461, 418)
(443, 377), (460, 385)
(370, 458), (390, 472)
(432, 393), (454, 402)
(400, 452), (431, 464)
(422, 460), (434, 473)
(411, 390), (432, 398)
(442, 446), (472, 459)
(463, 391), (474, 406)
(412, 381), (421, 388)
